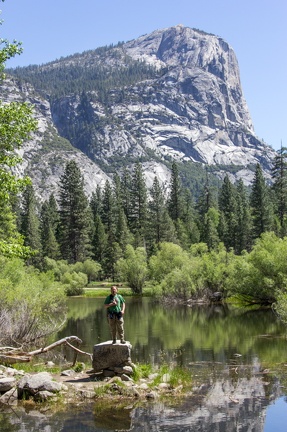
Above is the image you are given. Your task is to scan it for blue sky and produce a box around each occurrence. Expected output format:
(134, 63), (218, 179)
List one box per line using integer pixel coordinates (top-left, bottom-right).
(1, 0), (286, 150)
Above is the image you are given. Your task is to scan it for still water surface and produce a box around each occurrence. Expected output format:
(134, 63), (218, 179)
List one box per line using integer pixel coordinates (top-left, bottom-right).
(2, 296), (287, 431)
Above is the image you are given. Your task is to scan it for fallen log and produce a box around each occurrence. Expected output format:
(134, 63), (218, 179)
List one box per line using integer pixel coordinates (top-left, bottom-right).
(0, 354), (31, 364)
(0, 336), (92, 365)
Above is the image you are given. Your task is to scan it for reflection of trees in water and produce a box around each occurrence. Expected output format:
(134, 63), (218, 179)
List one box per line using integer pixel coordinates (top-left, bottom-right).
(55, 298), (287, 367)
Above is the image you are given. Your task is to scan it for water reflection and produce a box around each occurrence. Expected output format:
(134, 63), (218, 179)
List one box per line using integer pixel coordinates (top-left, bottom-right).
(0, 377), (283, 432)
(57, 297), (287, 369)
(1, 297), (287, 431)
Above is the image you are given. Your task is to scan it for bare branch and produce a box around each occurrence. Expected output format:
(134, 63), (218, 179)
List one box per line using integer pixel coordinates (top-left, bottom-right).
(0, 336), (92, 365)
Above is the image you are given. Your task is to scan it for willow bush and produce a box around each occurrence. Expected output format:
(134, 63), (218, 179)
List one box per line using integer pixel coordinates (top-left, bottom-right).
(0, 257), (66, 345)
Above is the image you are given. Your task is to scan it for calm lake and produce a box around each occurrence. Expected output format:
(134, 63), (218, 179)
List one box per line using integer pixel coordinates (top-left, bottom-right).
(2, 296), (287, 431)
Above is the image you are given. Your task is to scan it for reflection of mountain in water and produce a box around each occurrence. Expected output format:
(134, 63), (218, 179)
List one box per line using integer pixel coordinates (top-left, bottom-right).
(2, 374), (284, 431)
(131, 375), (281, 432)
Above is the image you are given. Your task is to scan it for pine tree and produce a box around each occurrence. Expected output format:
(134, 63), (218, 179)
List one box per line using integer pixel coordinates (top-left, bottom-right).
(115, 208), (133, 252)
(250, 164), (274, 239)
(101, 180), (116, 240)
(180, 189), (200, 248)
(100, 180), (121, 277)
(271, 146), (287, 234)
(196, 174), (218, 243)
(120, 168), (132, 222)
(168, 162), (184, 222)
(92, 214), (107, 267)
(148, 176), (166, 245)
(20, 184), (42, 263)
(218, 175), (237, 250)
(112, 173), (133, 251)
(58, 160), (92, 263)
(235, 180), (252, 252)
(129, 162), (148, 247)
(202, 208), (220, 250)
(40, 195), (60, 259)
(90, 185), (102, 220)
(147, 176), (177, 252)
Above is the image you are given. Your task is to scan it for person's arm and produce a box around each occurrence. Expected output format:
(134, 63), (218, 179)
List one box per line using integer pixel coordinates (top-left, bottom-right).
(121, 299), (126, 314)
(104, 296), (117, 309)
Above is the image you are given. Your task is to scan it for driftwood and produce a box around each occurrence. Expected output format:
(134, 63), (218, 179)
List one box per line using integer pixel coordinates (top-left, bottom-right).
(0, 336), (92, 365)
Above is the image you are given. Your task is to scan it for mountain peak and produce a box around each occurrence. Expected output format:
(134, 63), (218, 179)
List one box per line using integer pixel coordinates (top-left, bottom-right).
(5, 25), (275, 201)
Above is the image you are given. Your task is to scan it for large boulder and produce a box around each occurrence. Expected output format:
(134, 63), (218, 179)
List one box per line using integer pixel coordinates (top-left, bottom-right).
(17, 372), (63, 398)
(92, 341), (132, 372)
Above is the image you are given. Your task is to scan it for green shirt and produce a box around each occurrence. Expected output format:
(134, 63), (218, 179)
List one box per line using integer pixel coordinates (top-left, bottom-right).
(104, 294), (125, 313)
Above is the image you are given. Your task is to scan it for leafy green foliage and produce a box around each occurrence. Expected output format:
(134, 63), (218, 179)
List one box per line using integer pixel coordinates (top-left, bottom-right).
(226, 232), (287, 303)
(116, 245), (148, 294)
(0, 15), (37, 258)
(148, 242), (190, 284)
(42, 257), (101, 296)
(61, 271), (87, 296)
(0, 256), (66, 344)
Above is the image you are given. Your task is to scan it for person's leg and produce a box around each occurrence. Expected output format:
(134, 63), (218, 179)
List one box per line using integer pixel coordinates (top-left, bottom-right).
(116, 317), (125, 343)
(108, 316), (117, 343)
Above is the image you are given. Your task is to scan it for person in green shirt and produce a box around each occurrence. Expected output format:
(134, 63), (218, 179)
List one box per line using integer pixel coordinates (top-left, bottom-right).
(104, 285), (126, 344)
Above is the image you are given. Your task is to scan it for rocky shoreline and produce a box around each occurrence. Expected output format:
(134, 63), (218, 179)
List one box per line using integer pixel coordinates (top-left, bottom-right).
(0, 363), (186, 407)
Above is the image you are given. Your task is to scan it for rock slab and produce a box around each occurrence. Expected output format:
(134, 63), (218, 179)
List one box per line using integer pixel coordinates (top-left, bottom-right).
(92, 341), (132, 372)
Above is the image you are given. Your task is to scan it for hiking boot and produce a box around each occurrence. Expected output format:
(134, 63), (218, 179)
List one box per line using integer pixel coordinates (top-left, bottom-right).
(120, 339), (126, 344)
(112, 339), (116, 344)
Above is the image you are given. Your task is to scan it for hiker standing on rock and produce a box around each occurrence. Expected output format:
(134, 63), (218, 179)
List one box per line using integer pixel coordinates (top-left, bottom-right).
(104, 285), (126, 344)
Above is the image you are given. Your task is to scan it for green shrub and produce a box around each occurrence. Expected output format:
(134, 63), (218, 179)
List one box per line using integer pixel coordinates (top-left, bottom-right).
(0, 257), (66, 345)
(61, 271), (87, 296)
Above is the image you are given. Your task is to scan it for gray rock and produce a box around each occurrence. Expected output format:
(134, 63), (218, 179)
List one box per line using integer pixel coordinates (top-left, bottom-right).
(0, 377), (16, 392)
(121, 374), (133, 382)
(92, 341), (132, 372)
(0, 386), (18, 404)
(114, 365), (133, 375)
(138, 383), (149, 390)
(158, 382), (170, 389)
(76, 389), (95, 399)
(61, 369), (76, 377)
(146, 391), (158, 399)
(18, 372), (62, 397)
(124, 387), (140, 398)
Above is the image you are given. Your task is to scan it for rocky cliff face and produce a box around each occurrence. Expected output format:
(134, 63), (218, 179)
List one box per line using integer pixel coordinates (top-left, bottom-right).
(4, 25), (275, 200)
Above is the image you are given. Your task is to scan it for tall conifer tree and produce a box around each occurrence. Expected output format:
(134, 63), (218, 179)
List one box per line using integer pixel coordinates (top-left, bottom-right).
(20, 184), (41, 264)
(130, 162), (148, 247)
(92, 214), (107, 267)
(168, 162), (184, 222)
(147, 176), (176, 252)
(236, 180), (252, 252)
(218, 175), (237, 250)
(272, 146), (287, 234)
(250, 164), (274, 239)
(120, 167), (132, 223)
(40, 195), (60, 259)
(58, 160), (92, 263)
